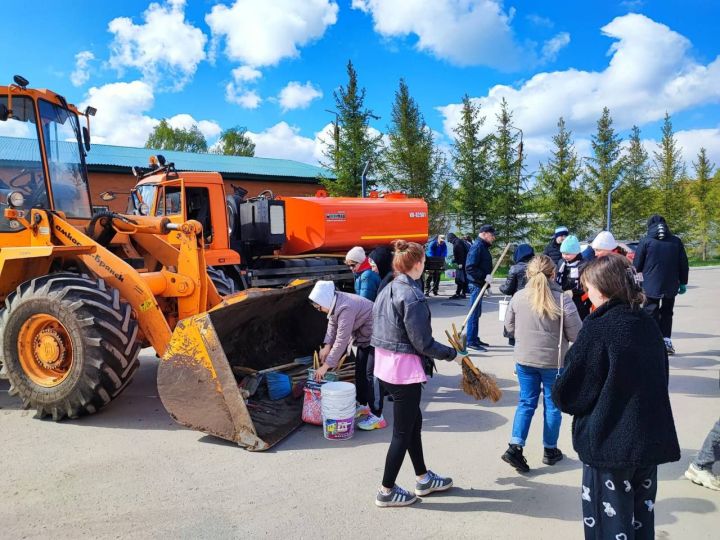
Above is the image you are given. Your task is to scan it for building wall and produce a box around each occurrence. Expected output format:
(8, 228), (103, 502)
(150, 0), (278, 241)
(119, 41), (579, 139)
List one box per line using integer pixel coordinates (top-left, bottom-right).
(88, 171), (322, 213)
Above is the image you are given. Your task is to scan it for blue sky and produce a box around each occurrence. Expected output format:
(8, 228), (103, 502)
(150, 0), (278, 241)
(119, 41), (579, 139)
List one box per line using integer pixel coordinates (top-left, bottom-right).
(2, 0), (719, 172)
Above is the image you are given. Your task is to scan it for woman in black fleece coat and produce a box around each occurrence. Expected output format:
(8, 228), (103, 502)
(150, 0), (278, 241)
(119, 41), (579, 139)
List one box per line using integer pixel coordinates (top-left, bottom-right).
(553, 254), (680, 540)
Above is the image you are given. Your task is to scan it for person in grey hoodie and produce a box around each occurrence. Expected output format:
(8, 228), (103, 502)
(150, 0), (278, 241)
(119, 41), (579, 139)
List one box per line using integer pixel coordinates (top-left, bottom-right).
(309, 281), (385, 428)
(501, 254), (582, 473)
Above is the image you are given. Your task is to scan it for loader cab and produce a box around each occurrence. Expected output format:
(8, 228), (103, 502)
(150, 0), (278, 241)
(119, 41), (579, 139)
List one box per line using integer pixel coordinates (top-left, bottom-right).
(0, 83), (93, 235)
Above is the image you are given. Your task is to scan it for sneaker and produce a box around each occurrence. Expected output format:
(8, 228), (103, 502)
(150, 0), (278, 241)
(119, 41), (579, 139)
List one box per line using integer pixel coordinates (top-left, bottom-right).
(478, 340), (490, 347)
(543, 447), (564, 465)
(357, 413), (388, 431)
(415, 470), (453, 496)
(467, 342), (487, 352)
(432, 290), (439, 296)
(355, 404), (370, 419)
(502, 444), (530, 473)
(375, 485), (418, 507)
(665, 339), (676, 355)
(449, 294), (461, 300)
(685, 463), (720, 491)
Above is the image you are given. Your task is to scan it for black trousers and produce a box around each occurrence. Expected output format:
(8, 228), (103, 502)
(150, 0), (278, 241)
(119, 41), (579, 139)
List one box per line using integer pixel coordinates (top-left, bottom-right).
(581, 464), (657, 540)
(454, 269), (469, 296)
(379, 381), (426, 489)
(425, 271), (441, 293)
(355, 345), (383, 417)
(644, 296), (676, 339)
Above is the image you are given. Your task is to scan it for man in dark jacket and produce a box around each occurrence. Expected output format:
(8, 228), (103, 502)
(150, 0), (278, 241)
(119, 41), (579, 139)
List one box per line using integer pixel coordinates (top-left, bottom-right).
(633, 215), (689, 354)
(424, 235), (448, 296)
(448, 233), (469, 299)
(465, 225), (495, 351)
(543, 226), (569, 265)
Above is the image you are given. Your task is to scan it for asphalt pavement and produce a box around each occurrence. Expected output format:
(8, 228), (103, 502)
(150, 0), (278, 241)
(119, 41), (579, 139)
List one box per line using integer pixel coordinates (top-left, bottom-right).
(1, 269), (718, 539)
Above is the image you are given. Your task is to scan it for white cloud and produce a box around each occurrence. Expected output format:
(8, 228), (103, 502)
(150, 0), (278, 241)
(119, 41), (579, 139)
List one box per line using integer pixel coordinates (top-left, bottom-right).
(206, 0), (338, 67)
(639, 127), (720, 169)
(526, 14), (554, 29)
(248, 122), (321, 164)
(167, 114), (222, 142)
(231, 65), (262, 83)
(278, 81), (323, 111)
(80, 80), (219, 148)
(108, 0), (207, 91)
(541, 32), (570, 63)
(225, 85), (262, 109)
(70, 51), (95, 87)
(352, 0), (526, 69)
(438, 14), (720, 169)
(224, 66), (263, 108)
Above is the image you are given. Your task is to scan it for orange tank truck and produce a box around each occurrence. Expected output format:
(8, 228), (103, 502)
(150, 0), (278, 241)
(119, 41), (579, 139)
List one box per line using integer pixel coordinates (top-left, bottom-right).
(280, 192), (429, 255)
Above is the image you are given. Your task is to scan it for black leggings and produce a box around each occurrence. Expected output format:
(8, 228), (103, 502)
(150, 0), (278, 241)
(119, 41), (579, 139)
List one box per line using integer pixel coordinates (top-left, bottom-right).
(380, 381), (427, 489)
(644, 296), (676, 338)
(355, 346), (383, 416)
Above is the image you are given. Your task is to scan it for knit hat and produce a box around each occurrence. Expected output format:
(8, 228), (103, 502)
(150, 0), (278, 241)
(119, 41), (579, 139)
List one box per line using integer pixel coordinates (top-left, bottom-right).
(591, 231), (618, 251)
(309, 280), (335, 310)
(553, 226), (569, 238)
(560, 235), (581, 254)
(345, 246), (366, 264)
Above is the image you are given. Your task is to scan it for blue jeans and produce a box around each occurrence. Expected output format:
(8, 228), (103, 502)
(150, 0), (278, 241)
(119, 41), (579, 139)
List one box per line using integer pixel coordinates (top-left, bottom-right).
(466, 283), (483, 345)
(510, 363), (563, 448)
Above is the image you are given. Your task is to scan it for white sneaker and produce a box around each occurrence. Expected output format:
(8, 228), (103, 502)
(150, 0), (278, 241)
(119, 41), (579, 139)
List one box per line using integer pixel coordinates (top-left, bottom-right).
(685, 463), (720, 491)
(357, 413), (388, 431)
(355, 404), (370, 419)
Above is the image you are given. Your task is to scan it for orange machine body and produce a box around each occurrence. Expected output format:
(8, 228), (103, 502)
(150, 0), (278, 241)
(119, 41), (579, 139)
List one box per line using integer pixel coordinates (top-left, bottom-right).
(281, 194), (429, 255)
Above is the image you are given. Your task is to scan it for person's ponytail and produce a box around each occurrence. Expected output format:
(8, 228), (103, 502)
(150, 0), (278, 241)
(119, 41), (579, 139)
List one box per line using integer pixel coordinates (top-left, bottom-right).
(526, 255), (561, 320)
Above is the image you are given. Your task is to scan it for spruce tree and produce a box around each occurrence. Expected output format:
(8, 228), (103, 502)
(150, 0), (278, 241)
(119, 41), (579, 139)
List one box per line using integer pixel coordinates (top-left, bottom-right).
(382, 79), (447, 230)
(489, 98), (526, 245)
(614, 126), (651, 239)
(583, 107), (624, 231)
(451, 95), (491, 236)
(533, 117), (585, 239)
(651, 112), (687, 234)
(689, 148), (717, 260)
(321, 61), (382, 196)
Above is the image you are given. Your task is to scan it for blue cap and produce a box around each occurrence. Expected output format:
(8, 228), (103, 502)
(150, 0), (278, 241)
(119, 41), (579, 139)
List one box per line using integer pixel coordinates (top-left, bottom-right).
(560, 235), (581, 254)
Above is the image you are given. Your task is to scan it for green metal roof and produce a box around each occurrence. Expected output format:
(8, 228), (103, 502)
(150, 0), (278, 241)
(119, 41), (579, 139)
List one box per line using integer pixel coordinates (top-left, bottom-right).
(0, 136), (332, 183)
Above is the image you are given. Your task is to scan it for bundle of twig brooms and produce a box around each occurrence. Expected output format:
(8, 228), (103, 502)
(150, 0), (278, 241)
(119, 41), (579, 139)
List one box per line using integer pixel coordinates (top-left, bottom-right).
(446, 323), (502, 402)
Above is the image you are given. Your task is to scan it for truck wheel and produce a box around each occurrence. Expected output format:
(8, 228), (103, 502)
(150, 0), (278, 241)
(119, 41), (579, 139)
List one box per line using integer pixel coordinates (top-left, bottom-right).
(207, 266), (237, 296)
(0, 273), (140, 420)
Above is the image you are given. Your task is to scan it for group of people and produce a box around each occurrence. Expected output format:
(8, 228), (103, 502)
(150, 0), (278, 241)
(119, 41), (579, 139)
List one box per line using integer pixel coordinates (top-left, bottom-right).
(304, 218), (717, 539)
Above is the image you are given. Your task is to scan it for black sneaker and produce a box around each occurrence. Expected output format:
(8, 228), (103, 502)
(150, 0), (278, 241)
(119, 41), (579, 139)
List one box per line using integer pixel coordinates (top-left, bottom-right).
(415, 470), (453, 496)
(449, 294), (461, 300)
(467, 343), (487, 352)
(478, 340), (490, 347)
(543, 447), (564, 465)
(375, 485), (418, 507)
(502, 444), (530, 473)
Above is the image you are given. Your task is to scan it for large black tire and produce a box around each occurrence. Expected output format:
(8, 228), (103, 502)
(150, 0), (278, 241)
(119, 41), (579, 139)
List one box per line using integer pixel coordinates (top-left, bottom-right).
(0, 273), (140, 420)
(207, 266), (237, 296)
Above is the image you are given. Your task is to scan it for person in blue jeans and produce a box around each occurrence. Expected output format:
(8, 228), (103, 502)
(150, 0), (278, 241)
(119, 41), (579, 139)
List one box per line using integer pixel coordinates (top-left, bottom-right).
(502, 255), (582, 472)
(465, 225), (496, 351)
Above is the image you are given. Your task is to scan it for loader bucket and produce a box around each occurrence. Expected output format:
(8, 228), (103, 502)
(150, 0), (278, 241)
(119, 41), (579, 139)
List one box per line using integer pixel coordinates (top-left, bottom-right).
(157, 281), (328, 450)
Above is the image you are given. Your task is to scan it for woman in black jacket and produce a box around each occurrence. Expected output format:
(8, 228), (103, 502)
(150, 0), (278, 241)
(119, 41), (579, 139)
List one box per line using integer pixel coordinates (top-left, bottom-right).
(371, 240), (460, 508)
(553, 254), (680, 540)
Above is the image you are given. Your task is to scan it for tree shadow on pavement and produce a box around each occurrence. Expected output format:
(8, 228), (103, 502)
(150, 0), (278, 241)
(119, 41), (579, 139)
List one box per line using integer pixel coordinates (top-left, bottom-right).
(422, 407), (507, 433)
(655, 497), (717, 525)
(671, 331), (720, 339)
(670, 354), (720, 370)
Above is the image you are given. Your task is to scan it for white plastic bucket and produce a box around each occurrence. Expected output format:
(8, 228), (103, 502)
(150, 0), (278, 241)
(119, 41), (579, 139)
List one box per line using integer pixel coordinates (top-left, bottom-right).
(498, 298), (510, 322)
(321, 381), (356, 440)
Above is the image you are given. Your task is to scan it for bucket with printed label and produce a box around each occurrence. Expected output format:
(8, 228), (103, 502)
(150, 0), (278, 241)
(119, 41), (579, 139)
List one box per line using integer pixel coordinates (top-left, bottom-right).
(321, 381), (356, 440)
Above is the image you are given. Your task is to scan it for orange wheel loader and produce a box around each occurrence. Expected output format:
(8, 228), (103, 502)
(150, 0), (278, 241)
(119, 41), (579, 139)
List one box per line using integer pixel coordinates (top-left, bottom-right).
(0, 76), (329, 450)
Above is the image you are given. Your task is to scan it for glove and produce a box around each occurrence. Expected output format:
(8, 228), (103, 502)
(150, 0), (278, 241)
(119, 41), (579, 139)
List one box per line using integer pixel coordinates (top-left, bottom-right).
(453, 350), (466, 364)
(678, 284), (687, 295)
(458, 264), (463, 269)
(484, 275), (493, 285)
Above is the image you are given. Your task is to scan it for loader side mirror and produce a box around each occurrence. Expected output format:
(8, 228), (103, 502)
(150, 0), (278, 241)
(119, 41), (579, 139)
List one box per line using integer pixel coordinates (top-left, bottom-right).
(99, 191), (117, 202)
(82, 126), (91, 151)
(0, 104), (8, 122)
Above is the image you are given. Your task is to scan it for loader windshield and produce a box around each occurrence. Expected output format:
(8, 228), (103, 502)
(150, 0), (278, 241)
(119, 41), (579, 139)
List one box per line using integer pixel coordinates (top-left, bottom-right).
(0, 96), (49, 232)
(38, 99), (92, 219)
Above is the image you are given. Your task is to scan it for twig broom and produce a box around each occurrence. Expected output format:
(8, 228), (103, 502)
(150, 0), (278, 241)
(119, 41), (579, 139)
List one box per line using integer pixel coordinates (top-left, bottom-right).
(446, 324), (502, 402)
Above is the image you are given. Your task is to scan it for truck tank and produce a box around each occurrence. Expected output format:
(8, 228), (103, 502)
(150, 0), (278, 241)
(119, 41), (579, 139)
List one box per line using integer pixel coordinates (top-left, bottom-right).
(280, 193), (429, 255)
